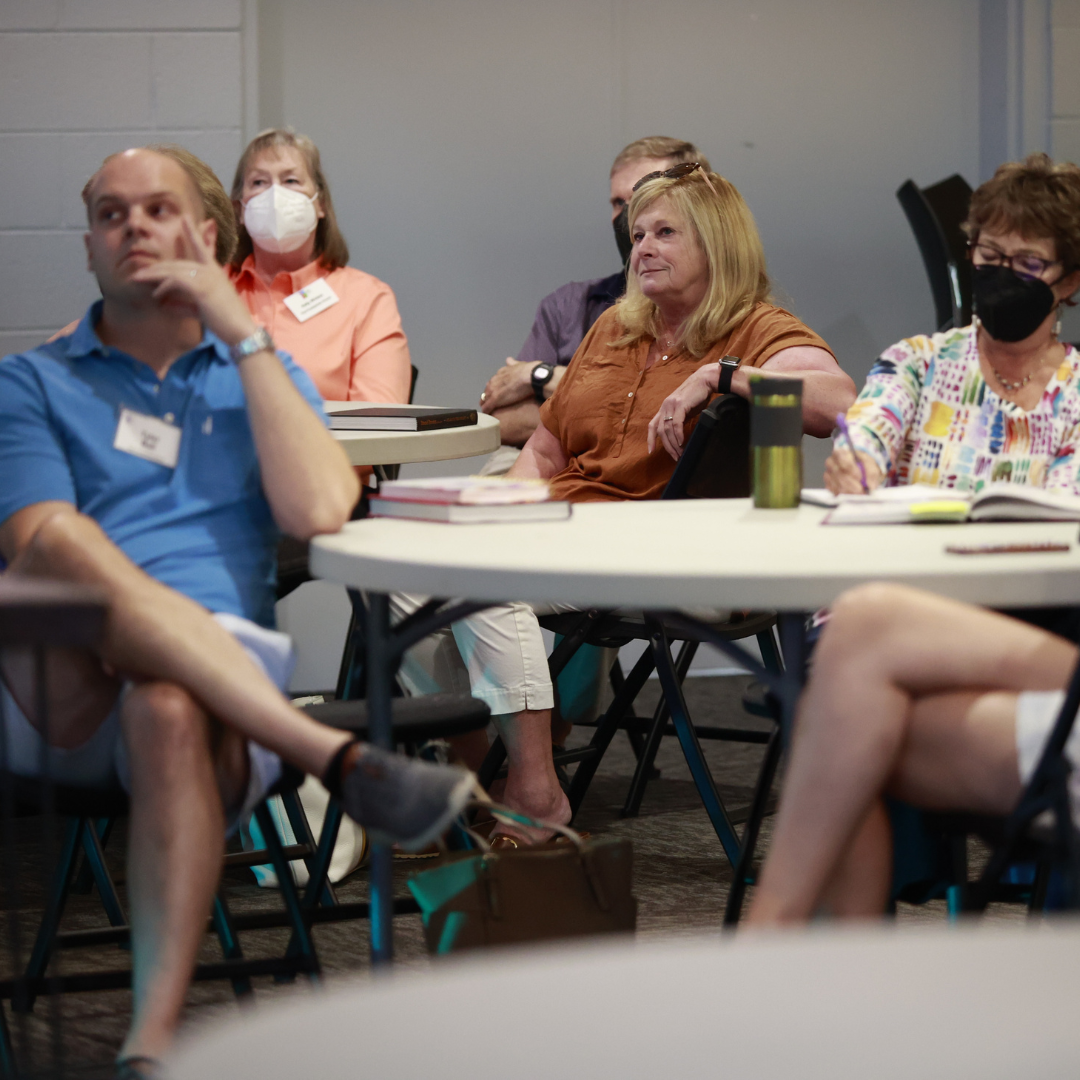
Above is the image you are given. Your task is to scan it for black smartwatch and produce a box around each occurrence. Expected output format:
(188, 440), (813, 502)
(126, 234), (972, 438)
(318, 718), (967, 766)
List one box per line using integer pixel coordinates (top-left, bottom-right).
(531, 361), (557, 403)
(717, 354), (741, 395)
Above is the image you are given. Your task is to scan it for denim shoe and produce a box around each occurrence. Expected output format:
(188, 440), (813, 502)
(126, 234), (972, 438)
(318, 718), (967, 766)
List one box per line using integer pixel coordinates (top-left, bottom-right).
(340, 745), (474, 851)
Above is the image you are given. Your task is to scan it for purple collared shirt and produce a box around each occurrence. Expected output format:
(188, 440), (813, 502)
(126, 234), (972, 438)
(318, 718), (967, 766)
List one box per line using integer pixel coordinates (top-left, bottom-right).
(517, 271), (625, 366)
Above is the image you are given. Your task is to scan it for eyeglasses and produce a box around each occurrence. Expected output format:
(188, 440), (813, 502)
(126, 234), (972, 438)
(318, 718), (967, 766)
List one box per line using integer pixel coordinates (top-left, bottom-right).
(632, 161), (718, 197)
(968, 240), (1061, 281)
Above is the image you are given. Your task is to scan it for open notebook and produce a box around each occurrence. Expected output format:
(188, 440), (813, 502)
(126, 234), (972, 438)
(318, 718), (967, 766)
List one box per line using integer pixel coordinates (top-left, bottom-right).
(802, 483), (1080, 525)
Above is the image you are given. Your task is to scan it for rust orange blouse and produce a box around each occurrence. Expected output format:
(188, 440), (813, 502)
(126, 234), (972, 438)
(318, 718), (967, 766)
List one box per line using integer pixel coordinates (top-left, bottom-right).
(540, 304), (831, 503)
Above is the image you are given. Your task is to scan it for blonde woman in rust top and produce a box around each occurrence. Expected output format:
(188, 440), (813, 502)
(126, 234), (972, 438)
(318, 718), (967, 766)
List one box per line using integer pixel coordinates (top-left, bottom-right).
(395, 165), (855, 848)
(229, 128), (411, 404)
(511, 164), (855, 494)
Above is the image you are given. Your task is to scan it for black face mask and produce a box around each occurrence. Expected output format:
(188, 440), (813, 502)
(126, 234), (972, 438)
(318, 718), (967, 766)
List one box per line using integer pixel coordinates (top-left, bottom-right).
(613, 205), (633, 266)
(972, 264), (1057, 343)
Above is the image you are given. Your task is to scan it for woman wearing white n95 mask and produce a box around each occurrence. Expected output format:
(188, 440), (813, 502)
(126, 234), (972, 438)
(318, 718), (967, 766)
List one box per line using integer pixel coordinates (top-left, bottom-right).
(229, 128), (412, 404)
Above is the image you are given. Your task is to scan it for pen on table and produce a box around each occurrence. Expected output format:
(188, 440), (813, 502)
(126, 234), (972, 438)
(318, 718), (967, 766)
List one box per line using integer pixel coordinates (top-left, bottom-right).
(834, 412), (870, 494)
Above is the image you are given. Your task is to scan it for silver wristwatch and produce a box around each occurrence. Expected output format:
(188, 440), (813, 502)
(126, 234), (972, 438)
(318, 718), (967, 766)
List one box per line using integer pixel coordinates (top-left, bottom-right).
(228, 326), (275, 364)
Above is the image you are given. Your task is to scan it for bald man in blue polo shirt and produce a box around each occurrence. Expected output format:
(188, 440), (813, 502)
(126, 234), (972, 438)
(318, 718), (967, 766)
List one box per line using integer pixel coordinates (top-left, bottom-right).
(0, 147), (472, 1075)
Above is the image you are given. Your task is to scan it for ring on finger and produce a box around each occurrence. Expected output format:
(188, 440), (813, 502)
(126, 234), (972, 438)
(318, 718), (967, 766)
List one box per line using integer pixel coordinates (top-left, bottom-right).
(480, 391), (487, 402)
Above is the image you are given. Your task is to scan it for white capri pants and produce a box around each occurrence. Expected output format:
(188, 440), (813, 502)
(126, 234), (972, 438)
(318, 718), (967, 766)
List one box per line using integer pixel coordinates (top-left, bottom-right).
(0, 612), (290, 832)
(1015, 689), (1080, 828)
(391, 594), (560, 718)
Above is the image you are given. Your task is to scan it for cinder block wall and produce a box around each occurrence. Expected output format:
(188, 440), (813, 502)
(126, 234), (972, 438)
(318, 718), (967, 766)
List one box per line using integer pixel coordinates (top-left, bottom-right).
(0, 0), (245, 357)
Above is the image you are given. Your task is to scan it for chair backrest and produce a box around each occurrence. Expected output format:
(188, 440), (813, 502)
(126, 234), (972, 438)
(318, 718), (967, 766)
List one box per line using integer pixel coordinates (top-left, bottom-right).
(896, 174), (973, 331)
(409, 364), (419, 404)
(661, 393), (750, 501)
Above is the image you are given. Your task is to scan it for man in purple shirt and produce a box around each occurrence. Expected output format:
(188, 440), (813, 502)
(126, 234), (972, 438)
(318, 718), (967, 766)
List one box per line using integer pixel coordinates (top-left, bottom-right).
(479, 137), (711, 453)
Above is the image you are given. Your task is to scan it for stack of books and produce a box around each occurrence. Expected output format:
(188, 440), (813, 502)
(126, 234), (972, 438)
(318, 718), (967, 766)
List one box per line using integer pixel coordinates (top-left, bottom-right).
(369, 477), (572, 523)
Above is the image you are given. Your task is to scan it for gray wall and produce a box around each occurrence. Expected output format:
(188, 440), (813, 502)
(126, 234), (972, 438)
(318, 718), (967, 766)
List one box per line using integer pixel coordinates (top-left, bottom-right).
(270, 0), (981, 430)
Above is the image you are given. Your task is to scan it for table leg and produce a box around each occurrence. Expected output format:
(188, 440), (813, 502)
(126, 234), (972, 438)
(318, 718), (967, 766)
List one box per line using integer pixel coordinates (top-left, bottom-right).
(723, 611), (810, 925)
(776, 612), (810, 749)
(364, 592), (395, 967)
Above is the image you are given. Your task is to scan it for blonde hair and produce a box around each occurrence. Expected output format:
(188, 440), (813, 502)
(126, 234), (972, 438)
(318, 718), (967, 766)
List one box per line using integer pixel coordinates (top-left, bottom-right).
(611, 170), (770, 357)
(81, 144), (237, 266)
(230, 128), (349, 271)
(611, 136), (710, 176)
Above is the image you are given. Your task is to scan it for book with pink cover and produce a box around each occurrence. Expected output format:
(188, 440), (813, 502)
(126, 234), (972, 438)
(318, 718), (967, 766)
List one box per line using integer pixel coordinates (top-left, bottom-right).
(376, 476), (554, 506)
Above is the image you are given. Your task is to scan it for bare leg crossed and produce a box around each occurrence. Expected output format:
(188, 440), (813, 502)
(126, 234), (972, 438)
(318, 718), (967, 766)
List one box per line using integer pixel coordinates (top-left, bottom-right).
(745, 583), (1077, 926)
(119, 682), (248, 1063)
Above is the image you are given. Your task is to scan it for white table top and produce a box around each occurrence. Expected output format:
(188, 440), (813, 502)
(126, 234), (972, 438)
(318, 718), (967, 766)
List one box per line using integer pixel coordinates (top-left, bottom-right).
(310, 498), (1080, 612)
(325, 401), (501, 467)
(170, 925), (1080, 1079)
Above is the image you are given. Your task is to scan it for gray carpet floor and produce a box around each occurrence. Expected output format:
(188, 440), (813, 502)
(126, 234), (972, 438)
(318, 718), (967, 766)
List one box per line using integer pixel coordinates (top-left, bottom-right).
(1, 675), (1021, 1076)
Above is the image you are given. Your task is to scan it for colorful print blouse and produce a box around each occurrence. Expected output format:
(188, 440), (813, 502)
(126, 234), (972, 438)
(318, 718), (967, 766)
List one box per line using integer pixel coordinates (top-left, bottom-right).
(846, 325), (1080, 495)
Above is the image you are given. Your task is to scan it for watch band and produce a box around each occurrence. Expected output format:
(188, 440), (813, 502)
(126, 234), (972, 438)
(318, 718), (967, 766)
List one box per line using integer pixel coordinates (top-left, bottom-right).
(228, 326), (275, 364)
(531, 362), (556, 404)
(717, 354), (741, 395)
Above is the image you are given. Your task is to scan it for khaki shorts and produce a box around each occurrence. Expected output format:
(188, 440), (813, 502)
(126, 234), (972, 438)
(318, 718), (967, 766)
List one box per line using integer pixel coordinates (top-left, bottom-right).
(0, 612), (290, 832)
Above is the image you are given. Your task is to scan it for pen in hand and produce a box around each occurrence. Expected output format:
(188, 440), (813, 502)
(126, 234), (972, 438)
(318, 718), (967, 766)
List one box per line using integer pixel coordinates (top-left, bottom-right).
(834, 413), (870, 494)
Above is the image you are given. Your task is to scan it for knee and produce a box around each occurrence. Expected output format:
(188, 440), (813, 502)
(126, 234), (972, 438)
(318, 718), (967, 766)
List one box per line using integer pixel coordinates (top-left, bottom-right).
(821, 583), (918, 661)
(122, 681), (211, 766)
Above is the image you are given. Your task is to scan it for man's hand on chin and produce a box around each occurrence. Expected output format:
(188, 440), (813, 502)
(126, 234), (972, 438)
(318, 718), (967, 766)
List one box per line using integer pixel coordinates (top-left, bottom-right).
(130, 216), (256, 346)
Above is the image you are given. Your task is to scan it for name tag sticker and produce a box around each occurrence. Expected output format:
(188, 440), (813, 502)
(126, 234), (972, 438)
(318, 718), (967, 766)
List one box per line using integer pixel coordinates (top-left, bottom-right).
(283, 277), (340, 323)
(113, 408), (181, 469)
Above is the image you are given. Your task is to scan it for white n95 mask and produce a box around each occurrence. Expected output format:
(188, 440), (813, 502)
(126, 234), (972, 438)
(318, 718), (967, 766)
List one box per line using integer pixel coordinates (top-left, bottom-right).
(243, 184), (318, 254)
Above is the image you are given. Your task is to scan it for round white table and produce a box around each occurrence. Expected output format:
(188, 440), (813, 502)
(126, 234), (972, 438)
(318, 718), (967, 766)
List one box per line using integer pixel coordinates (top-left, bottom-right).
(312, 498), (1080, 949)
(169, 925), (1080, 1079)
(311, 498), (1080, 612)
(325, 401), (501, 467)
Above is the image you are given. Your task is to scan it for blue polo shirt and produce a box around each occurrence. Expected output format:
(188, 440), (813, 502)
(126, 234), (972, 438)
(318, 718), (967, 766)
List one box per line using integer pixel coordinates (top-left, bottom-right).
(0, 302), (325, 628)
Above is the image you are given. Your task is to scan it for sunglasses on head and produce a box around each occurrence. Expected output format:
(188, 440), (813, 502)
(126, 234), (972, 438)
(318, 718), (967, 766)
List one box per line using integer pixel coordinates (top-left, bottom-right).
(632, 161), (719, 197)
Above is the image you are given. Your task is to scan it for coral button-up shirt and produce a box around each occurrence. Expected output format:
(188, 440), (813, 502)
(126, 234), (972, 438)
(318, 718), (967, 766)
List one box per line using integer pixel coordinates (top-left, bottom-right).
(229, 256), (412, 403)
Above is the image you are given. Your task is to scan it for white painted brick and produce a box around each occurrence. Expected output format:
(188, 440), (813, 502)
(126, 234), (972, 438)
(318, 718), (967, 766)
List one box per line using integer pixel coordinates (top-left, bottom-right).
(0, 0), (60, 30)
(0, 232), (99, 331)
(58, 0), (241, 31)
(0, 33), (153, 131)
(0, 330), (59, 358)
(0, 135), (64, 228)
(59, 129), (242, 226)
(152, 32), (242, 128)
(1054, 0), (1080, 28)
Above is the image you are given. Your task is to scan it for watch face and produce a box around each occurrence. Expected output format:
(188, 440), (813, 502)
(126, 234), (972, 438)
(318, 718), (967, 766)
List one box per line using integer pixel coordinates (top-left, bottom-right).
(535, 364), (554, 380)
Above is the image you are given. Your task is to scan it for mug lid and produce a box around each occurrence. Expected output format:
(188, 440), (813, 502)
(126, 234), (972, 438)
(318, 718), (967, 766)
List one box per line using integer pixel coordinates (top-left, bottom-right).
(749, 374), (803, 397)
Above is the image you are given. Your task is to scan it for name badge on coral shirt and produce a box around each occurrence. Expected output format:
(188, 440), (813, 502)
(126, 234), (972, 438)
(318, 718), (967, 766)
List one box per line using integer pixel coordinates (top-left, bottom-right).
(283, 277), (340, 323)
(113, 408), (181, 468)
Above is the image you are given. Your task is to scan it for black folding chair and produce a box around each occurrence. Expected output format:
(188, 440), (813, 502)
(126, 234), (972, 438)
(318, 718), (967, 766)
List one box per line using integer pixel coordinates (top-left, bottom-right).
(896, 173), (973, 332)
(478, 393), (783, 865)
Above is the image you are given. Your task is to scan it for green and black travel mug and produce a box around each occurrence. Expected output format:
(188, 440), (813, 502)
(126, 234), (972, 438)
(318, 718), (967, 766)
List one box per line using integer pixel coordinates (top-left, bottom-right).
(750, 374), (803, 508)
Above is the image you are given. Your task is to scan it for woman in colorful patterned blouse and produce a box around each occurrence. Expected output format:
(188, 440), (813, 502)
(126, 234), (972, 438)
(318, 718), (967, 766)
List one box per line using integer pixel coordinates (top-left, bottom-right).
(828, 154), (1080, 496)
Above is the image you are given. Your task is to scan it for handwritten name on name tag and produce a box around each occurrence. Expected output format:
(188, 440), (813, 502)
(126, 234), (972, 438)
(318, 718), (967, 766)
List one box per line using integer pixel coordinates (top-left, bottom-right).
(283, 278), (340, 323)
(113, 408), (181, 468)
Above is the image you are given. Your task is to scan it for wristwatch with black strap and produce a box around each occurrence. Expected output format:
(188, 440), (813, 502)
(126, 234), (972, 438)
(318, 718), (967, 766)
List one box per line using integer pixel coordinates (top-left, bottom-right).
(531, 360), (558, 403)
(717, 354), (741, 395)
